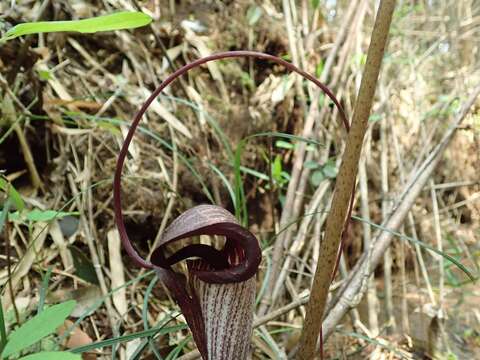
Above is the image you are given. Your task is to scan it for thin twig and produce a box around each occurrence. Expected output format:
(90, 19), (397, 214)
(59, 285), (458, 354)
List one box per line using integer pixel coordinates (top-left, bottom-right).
(3, 199), (19, 325)
(380, 107), (395, 334)
(358, 147), (380, 336)
(2, 92), (43, 190)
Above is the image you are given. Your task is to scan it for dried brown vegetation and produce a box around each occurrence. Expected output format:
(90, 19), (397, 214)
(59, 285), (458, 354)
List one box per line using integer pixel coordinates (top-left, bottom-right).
(0, 1), (479, 359)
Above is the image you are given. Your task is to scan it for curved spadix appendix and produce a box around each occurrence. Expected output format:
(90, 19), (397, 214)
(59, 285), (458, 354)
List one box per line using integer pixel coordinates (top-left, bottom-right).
(113, 51), (350, 360)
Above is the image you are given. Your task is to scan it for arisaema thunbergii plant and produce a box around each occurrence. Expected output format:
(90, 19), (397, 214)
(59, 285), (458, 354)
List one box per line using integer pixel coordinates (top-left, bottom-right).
(113, 51), (349, 359)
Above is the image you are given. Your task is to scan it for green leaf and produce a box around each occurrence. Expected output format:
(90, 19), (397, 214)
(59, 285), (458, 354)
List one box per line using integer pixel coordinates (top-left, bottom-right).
(317, 93), (325, 107)
(446, 353), (459, 360)
(37, 69), (52, 81)
(306, 144), (316, 152)
(310, 170), (325, 186)
(311, 0), (321, 9)
(246, 6), (262, 26)
(354, 52), (367, 66)
(322, 161), (338, 179)
(6, 211), (20, 222)
(0, 178), (25, 212)
(368, 113), (382, 123)
(70, 246), (99, 285)
(240, 71), (255, 90)
(25, 209), (78, 222)
(315, 60), (324, 78)
(304, 161), (319, 170)
(280, 171), (291, 182)
(2, 11), (152, 41)
(1, 300), (76, 358)
(9, 209), (78, 223)
(275, 140), (294, 149)
(0, 199), (10, 238)
(272, 155), (283, 182)
(18, 352), (81, 360)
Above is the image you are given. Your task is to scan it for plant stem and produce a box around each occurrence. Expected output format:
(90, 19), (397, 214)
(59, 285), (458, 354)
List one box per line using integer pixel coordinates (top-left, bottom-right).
(0, 296), (6, 355)
(2, 94), (43, 191)
(297, 1), (396, 358)
(0, 201), (10, 355)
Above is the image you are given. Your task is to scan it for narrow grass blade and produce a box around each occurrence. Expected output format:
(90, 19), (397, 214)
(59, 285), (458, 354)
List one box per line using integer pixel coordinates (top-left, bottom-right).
(0, 179), (24, 212)
(233, 131), (322, 224)
(208, 163), (237, 208)
(337, 330), (410, 359)
(256, 253), (272, 306)
(239, 166), (269, 181)
(141, 276), (163, 360)
(0, 201), (11, 355)
(70, 324), (186, 353)
(0, 295), (7, 355)
(269, 210), (475, 281)
(165, 337), (190, 360)
(244, 131), (322, 146)
(352, 215), (476, 281)
(2, 12), (152, 41)
(37, 267), (53, 314)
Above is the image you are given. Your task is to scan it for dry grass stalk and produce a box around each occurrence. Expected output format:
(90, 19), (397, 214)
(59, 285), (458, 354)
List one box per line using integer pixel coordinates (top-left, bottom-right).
(265, 0), (368, 315)
(322, 83), (480, 341)
(381, 112), (396, 333)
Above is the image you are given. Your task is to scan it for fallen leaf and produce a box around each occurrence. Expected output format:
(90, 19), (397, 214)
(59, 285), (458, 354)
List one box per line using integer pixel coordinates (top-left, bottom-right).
(58, 319), (93, 349)
(107, 229), (127, 315)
